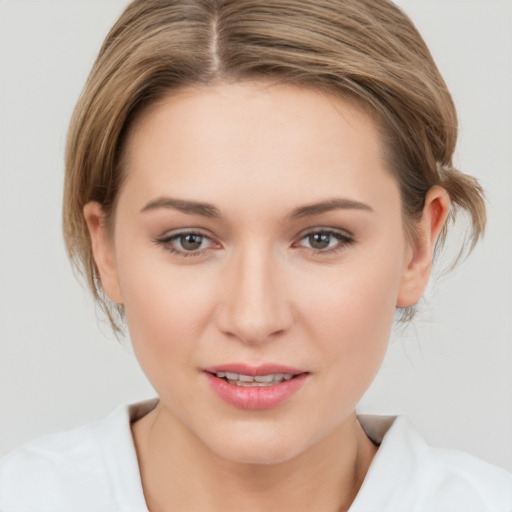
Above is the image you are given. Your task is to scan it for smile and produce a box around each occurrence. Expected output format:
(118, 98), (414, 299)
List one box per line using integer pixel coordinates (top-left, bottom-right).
(215, 372), (295, 386)
(203, 364), (309, 409)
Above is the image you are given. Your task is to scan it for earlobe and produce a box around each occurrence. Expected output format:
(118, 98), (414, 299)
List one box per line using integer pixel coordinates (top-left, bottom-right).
(83, 202), (123, 304)
(396, 186), (451, 307)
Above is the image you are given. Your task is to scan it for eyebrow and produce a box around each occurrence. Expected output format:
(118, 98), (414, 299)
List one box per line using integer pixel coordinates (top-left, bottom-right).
(141, 197), (221, 218)
(140, 196), (373, 219)
(288, 198), (373, 219)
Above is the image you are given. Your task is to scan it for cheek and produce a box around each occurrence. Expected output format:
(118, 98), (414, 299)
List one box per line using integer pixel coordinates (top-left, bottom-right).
(115, 247), (215, 370)
(298, 240), (405, 384)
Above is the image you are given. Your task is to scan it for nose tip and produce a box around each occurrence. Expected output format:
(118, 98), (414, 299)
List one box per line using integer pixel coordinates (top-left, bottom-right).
(220, 309), (288, 345)
(215, 252), (293, 345)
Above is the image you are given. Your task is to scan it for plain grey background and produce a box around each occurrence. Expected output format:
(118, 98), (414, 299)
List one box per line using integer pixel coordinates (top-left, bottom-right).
(1, 0), (511, 470)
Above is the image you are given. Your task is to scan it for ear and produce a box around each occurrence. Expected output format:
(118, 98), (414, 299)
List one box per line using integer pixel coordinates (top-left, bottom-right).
(397, 186), (451, 307)
(83, 202), (123, 304)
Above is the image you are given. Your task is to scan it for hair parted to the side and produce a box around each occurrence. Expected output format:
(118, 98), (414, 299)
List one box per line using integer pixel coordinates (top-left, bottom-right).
(63, 0), (486, 333)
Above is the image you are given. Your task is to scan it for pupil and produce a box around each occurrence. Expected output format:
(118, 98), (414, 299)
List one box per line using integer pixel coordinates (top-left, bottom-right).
(309, 233), (330, 249)
(181, 234), (202, 250)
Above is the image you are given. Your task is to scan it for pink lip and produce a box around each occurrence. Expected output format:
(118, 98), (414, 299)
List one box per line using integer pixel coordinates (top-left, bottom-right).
(203, 363), (309, 410)
(203, 363), (307, 376)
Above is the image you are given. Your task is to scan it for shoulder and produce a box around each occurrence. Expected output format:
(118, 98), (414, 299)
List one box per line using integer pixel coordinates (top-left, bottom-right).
(423, 444), (512, 507)
(394, 416), (512, 502)
(352, 415), (512, 512)
(0, 401), (154, 512)
(1, 424), (107, 508)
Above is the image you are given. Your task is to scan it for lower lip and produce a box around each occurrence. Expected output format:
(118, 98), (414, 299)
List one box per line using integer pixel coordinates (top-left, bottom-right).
(204, 373), (308, 410)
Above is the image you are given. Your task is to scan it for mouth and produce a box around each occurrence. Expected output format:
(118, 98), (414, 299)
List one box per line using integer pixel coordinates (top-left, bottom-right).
(203, 364), (310, 409)
(208, 371), (300, 387)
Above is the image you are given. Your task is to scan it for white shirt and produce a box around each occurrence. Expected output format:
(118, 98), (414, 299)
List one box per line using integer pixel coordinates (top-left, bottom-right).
(1, 399), (511, 511)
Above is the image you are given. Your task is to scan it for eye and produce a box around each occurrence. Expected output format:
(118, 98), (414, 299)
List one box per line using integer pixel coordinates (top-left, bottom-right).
(155, 230), (217, 257)
(176, 233), (206, 251)
(295, 229), (354, 253)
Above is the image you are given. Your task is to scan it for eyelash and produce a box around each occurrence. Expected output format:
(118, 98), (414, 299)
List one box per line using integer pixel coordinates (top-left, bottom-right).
(295, 229), (355, 254)
(154, 230), (216, 258)
(154, 228), (355, 258)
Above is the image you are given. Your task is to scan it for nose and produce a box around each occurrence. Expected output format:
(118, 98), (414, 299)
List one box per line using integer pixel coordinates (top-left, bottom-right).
(215, 245), (294, 345)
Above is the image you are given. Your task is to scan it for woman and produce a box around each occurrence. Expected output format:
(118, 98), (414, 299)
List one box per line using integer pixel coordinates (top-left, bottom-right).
(1, 0), (511, 510)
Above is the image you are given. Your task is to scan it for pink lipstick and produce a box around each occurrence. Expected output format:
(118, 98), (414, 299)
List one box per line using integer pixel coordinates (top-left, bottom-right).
(203, 363), (309, 410)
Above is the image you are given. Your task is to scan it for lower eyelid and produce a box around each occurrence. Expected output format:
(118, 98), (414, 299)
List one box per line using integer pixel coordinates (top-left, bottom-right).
(295, 233), (355, 255)
(154, 229), (353, 255)
(154, 230), (220, 256)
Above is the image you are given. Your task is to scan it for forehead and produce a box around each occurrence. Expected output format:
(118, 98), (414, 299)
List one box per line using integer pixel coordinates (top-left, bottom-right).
(121, 82), (399, 217)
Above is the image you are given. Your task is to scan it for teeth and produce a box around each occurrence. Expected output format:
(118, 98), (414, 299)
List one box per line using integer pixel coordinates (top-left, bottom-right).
(254, 375), (274, 383)
(215, 372), (297, 386)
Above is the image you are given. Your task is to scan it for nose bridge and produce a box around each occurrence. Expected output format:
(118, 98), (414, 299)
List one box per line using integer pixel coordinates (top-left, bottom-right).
(217, 242), (292, 344)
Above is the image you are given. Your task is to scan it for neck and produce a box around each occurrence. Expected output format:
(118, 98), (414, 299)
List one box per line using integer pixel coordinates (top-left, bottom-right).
(131, 404), (377, 512)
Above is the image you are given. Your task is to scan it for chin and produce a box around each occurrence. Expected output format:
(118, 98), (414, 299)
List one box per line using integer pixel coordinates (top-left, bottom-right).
(216, 443), (303, 466)
(204, 424), (311, 465)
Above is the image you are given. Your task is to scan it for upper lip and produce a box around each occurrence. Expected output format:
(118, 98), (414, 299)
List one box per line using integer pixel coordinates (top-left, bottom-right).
(203, 363), (308, 376)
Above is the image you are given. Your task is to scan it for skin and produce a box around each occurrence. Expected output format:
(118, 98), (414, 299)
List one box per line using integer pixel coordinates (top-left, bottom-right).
(84, 82), (450, 511)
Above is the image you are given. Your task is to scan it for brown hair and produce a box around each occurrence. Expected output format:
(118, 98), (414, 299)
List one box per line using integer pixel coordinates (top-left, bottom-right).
(63, 0), (486, 332)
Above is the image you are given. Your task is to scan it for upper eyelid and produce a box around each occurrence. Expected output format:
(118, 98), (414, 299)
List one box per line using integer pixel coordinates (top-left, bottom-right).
(156, 233), (353, 262)
(295, 226), (354, 240)
(294, 230), (354, 248)
(154, 229), (218, 253)
(154, 231), (217, 257)
(156, 226), (353, 240)
(157, 227), (214, 241)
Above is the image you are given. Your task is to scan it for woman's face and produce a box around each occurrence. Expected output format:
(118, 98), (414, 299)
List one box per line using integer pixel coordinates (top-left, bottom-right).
(93, 82), (415, 463)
